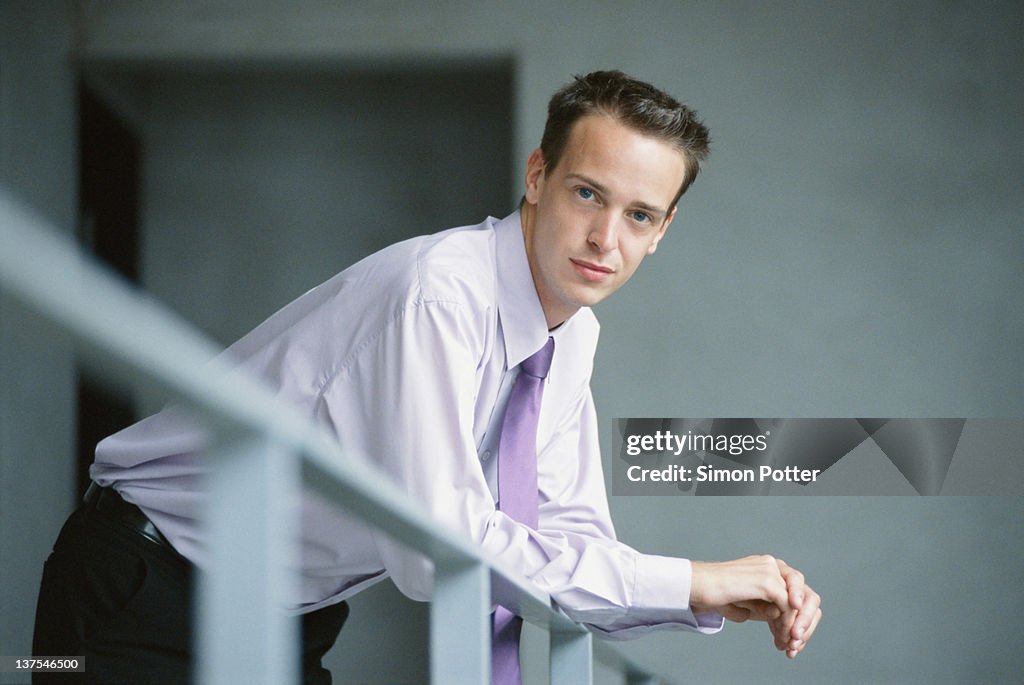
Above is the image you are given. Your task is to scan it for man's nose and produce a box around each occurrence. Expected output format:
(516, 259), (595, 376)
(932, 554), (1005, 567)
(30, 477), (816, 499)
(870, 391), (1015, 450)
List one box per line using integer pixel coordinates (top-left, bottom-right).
(587, 213), (618, 252)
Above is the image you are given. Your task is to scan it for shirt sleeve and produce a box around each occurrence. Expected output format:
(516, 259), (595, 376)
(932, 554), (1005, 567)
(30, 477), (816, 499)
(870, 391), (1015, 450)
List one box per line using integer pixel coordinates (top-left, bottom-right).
(316, 298), (722, 637)
(534, 384), (724, 638)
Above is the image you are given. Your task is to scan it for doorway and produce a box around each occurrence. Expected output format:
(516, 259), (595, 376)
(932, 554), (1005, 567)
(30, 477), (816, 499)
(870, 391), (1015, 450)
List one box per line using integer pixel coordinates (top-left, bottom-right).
(75, 81), (141, 498)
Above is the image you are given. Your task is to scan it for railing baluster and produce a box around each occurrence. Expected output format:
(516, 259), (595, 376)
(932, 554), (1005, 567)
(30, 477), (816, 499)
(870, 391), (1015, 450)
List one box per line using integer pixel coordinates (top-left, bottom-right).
(550, 627), (593, 685)
(197, 431), (299, 685)
(431, 559), (490, 684)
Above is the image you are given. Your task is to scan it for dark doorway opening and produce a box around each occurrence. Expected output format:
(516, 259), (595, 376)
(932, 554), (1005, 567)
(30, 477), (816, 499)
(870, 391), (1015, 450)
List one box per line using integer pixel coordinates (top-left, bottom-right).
(75, 81), (140, 498)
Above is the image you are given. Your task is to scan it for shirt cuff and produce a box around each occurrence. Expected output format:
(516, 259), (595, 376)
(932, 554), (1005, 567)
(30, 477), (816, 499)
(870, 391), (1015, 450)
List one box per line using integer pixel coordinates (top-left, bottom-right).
(629, 552), (725, 634)
(556, 551), (725, 640)
(633, 553), (694, 614)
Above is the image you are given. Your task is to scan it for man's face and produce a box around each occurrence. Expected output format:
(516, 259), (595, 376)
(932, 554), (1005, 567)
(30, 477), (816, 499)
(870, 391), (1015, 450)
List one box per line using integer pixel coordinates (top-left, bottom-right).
(522, 114), (688, 328)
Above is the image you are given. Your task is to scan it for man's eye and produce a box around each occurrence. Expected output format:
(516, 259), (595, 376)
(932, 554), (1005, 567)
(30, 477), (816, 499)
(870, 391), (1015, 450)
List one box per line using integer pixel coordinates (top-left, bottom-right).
(576, 187), (594, 200)
(630, 211), (651, 223)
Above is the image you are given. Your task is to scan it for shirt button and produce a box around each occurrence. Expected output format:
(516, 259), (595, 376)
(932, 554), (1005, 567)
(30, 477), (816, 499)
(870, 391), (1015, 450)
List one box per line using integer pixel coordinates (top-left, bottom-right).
(481, 450), (492, 462)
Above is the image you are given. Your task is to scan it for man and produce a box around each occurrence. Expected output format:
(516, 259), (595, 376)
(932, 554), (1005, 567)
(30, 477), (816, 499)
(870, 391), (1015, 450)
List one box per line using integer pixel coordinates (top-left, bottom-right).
(34, 70), (820, 683)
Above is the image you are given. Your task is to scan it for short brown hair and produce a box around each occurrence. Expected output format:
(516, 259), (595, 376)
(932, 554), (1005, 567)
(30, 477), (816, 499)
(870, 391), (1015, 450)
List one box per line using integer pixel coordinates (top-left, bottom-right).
(540, 70), (711, 207)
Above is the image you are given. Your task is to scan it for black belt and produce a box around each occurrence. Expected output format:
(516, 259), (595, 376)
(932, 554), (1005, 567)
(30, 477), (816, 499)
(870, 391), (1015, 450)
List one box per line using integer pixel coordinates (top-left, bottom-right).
(82, 483), (173, 550)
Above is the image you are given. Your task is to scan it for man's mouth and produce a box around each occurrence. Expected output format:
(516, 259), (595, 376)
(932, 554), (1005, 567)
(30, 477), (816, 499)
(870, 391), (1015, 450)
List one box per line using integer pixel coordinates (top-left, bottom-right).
(570, 259), (614, 282)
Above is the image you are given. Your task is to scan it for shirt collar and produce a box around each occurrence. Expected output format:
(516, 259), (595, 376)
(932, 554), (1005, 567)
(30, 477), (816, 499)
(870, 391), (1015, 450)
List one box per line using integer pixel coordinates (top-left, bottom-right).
(494, 210), (552, 370)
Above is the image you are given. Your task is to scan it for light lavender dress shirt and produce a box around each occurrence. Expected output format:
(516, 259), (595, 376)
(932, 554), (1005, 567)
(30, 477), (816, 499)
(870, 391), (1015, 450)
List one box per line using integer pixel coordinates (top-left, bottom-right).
(91, 211), (723, 638)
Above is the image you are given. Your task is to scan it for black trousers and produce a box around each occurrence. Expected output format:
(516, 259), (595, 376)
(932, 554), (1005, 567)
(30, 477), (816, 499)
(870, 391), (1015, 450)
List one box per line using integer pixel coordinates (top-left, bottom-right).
(32, 489), (348, 684)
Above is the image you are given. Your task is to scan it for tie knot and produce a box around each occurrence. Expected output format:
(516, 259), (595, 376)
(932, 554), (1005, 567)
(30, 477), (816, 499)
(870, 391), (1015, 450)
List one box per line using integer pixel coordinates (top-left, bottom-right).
(520, 337), (554, 379)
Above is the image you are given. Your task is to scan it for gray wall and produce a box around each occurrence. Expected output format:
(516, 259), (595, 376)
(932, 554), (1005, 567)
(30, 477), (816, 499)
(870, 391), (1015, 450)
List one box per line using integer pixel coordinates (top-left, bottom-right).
(1, 2), (1021, 684)
(0, 4), (78, 683)
(129, 64), (514, 356)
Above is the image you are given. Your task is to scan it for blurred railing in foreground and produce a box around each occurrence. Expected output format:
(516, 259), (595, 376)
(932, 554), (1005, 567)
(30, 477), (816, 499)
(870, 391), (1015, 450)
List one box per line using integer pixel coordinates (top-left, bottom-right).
(0, 188), (675, 684)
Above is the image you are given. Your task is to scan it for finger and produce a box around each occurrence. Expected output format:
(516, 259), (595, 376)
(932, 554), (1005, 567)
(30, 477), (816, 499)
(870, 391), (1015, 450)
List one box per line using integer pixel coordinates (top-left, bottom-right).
(774, 611), (797, 651)
(765, 602), (801, 652)
(786, 609), (823, 658)
(794, 612), (821, 655)
(790, 589), (821, 644)
(759, 556), (791, 611)
(777, 559), (806, 607)
(767, 615), (787, 651)
(804, 606), (823, 645)
(718, 604), (752, 623)
(790, 604), (823, 655)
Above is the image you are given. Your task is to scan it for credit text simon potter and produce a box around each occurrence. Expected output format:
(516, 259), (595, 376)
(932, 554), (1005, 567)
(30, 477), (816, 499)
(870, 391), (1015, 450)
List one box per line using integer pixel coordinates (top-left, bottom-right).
(623, 430), (821, 484)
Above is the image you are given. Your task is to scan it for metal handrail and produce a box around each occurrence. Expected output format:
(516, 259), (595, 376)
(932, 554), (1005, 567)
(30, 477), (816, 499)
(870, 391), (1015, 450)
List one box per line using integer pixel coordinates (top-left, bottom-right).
(1, 187), (675, 684)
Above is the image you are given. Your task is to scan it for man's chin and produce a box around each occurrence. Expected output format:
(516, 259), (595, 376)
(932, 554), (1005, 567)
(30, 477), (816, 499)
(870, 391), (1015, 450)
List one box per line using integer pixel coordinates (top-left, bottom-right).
(569, 286), (617, 310)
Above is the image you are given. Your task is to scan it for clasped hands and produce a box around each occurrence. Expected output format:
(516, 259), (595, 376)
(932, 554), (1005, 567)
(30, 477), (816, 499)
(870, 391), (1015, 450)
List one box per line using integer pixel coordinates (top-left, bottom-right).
(690, 555), (822, 659)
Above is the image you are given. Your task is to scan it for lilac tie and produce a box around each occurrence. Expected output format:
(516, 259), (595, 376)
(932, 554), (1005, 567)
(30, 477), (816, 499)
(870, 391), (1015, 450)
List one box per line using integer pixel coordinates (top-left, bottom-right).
(492, 337), (555, 685)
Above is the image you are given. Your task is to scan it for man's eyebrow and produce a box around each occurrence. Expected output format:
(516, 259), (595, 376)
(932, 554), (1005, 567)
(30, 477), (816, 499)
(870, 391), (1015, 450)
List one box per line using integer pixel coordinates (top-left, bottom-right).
(568, 173), (610, 196)
(567, 173), (669, 220)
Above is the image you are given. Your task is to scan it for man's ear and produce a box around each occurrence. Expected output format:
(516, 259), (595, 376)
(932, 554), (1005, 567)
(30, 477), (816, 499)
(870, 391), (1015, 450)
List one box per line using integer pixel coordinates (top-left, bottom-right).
(647, 207), (677, 255)
(524, 148), (546, 205)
